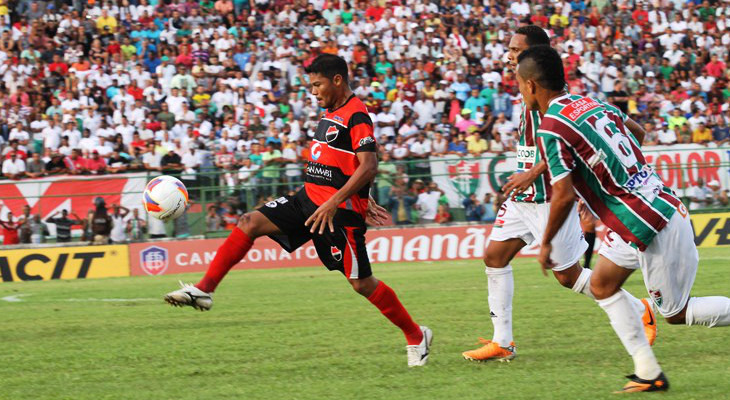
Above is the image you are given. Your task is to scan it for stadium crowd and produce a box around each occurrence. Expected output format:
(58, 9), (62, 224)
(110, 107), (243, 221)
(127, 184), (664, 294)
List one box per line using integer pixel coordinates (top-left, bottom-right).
(1, 0), (730, 235)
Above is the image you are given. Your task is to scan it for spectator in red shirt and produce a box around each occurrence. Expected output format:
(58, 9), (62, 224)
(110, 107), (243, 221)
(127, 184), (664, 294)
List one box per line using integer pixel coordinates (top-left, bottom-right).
(632, 5), (649, 27)
(1, 212), (20, 245)
(365, 5), (384, 21)
(48, 54), (68, 76)
(86, 150), (107, 174)
(68, 149), (88, 174)
(704, 55), (726, 79)
(531, 7), (548, 27)
(127, 82), (144, 100)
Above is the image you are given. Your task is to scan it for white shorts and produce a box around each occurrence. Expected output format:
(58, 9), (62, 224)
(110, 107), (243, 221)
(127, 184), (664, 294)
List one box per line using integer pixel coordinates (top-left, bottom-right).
(489, 200), (588, 271)
(599, 210), (698, 318)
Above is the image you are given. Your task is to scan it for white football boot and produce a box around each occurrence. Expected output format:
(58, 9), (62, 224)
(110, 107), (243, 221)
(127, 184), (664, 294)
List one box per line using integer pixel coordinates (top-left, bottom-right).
(164, 281), (213, 311)
(406, 326), (433, 367)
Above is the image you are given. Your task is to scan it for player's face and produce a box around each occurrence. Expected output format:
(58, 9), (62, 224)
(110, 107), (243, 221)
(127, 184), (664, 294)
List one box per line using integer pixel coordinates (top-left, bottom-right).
(309, 72), (341, 109)
(507, 34), (529, 71)
(516, 66), (538, 111)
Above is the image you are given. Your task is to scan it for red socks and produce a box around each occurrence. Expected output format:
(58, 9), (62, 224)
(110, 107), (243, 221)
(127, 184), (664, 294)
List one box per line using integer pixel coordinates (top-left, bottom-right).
(368, 281), (424, 345)
(196, 227), (253, 293)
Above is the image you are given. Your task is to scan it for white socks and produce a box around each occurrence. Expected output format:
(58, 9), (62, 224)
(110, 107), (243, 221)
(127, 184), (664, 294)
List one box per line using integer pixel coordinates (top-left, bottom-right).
(596, 291), (662, 380)
(686, 296), (730, 327)
(571, 267), (594, 298)
(485, 265), (514, 347)
(571, 268), (646, 319)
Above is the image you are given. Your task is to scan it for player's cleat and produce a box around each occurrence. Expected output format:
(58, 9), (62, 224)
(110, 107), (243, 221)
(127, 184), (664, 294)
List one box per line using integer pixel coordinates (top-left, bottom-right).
(640, 298), (657, 346)
(164, 281), (213, 311)
(406, 326), (433, 367)
(614, 372), (669, 393)
(462, 338), (516, 362)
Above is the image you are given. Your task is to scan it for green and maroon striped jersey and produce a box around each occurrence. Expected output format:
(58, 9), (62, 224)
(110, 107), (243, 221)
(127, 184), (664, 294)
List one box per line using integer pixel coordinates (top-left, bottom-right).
(514, 107), (550, 204)
(536, 93), (682, 250)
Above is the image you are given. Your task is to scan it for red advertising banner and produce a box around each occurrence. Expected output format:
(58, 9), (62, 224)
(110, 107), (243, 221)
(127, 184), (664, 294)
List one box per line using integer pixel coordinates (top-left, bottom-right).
(128, 224), (528, 276)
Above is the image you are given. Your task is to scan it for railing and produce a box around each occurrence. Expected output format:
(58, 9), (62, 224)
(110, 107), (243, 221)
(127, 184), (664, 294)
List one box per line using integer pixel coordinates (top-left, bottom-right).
(2, 147), (729, 242)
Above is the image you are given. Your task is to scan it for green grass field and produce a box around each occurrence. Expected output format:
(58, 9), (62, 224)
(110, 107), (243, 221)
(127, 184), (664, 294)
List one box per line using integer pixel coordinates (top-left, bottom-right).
(1, 248), (729, 400)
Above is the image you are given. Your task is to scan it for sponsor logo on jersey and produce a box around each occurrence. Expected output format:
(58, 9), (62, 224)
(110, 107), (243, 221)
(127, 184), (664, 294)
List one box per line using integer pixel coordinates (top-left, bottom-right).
(625, 165), (654, 191)
(333, 115), (344, 123)
(560, 98), (600, 121)
(311, 142), (322, 161)
(140, 246), (168, 276)
(265, 197), (289, 208)
(306, 163), (333, 180)
(331, 246), (342, 261)
(359, 136), (375, 147)
(326, 125), (339, 143)
(516, 145), (536, 164)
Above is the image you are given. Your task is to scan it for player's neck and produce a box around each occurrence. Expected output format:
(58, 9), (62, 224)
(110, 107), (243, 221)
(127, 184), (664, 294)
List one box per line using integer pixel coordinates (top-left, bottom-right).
(330, 88), (353, 111)
(540, 90), (568, 114)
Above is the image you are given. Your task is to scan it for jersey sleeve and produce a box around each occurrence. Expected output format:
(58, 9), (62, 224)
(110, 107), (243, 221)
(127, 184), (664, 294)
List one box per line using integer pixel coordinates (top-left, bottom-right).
(349, 111), (376, 152)
(537, 131), (575, 185)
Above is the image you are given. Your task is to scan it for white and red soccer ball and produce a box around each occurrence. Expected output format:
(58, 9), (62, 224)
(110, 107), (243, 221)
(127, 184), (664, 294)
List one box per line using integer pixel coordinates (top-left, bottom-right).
(142, 175), (189, 222)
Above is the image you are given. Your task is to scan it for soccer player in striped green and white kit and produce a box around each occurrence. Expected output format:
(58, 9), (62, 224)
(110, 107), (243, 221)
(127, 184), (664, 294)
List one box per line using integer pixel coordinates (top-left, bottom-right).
(517, 45), (730, 392)
(462, 26), (654, 363)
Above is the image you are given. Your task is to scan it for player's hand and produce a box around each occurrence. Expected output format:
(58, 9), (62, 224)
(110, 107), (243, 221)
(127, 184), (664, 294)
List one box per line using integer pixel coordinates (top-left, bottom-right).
(366, 197), (389, 226)
(537, 242), (555, 277)
(305, 199), (337, 234)
(502, 171), (536, 198)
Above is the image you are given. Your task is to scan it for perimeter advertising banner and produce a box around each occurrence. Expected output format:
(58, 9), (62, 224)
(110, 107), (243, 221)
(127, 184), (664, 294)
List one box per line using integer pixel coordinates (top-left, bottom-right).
(129, 225), (506, 277)
(0, 244), (130, 282)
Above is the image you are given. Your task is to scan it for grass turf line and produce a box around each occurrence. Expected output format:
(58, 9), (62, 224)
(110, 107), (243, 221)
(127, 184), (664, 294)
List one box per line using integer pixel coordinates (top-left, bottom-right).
(1, 248), (729, 399)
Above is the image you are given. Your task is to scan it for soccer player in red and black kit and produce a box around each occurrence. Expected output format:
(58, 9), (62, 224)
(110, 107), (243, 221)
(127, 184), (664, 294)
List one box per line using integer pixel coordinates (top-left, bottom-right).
(164, 54), (433, 367)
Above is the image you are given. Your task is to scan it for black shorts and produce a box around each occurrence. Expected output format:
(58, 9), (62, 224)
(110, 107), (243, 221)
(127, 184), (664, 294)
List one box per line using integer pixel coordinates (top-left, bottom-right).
(256, 189), (372, 279)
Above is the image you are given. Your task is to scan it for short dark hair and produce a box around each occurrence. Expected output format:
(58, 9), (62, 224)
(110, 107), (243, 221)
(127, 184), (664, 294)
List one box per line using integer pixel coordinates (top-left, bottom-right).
(304, 54), (349, 83)
(517, 45), (566, 92)
(515, 25), (551, 47)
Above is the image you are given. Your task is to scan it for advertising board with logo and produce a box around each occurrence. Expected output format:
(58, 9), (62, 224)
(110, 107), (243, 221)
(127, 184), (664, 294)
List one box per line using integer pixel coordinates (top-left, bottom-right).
(429, 145), (730, 208)
(128, 225), (509, 276)
(0, 245), (129, 282)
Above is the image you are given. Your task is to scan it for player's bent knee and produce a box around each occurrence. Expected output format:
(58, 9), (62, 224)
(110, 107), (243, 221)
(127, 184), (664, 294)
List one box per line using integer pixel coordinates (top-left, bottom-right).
(483, 253), (509, 269)
(589, 282), (619, 300)
(237, 213), (257, 236)
(553, 271), (575, 289)
(349, 276), (378, 297)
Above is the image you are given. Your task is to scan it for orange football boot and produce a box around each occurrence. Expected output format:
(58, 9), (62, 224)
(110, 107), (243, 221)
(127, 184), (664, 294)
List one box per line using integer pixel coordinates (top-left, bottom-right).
(615, 372), (669, 393)
(462, 338), (516, 362)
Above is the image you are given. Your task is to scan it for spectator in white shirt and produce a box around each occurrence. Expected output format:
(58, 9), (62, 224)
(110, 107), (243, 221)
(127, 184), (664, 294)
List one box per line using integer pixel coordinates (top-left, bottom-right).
(2, 151), (26, 179)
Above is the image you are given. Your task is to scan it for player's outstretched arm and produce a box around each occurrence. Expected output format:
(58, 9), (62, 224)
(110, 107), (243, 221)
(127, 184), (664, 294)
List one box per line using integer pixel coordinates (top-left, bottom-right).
(502, 159), (547, 196)
(305, 152), (378, 234)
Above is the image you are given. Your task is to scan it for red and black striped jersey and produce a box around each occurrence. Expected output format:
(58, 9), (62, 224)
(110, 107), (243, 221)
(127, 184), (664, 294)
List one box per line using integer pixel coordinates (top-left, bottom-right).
(305, 94), (376, 218)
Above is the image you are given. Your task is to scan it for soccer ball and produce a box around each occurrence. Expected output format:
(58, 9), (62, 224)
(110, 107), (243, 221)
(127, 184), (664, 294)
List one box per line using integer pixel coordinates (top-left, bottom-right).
(143, 175), (189, 222)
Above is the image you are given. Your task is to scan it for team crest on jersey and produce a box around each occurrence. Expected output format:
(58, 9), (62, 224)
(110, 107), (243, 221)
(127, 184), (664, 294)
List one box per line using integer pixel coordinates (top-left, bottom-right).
(331, 246), (342, 261)
(649, 289), (663, 308)
(326, 125), (339, 142)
